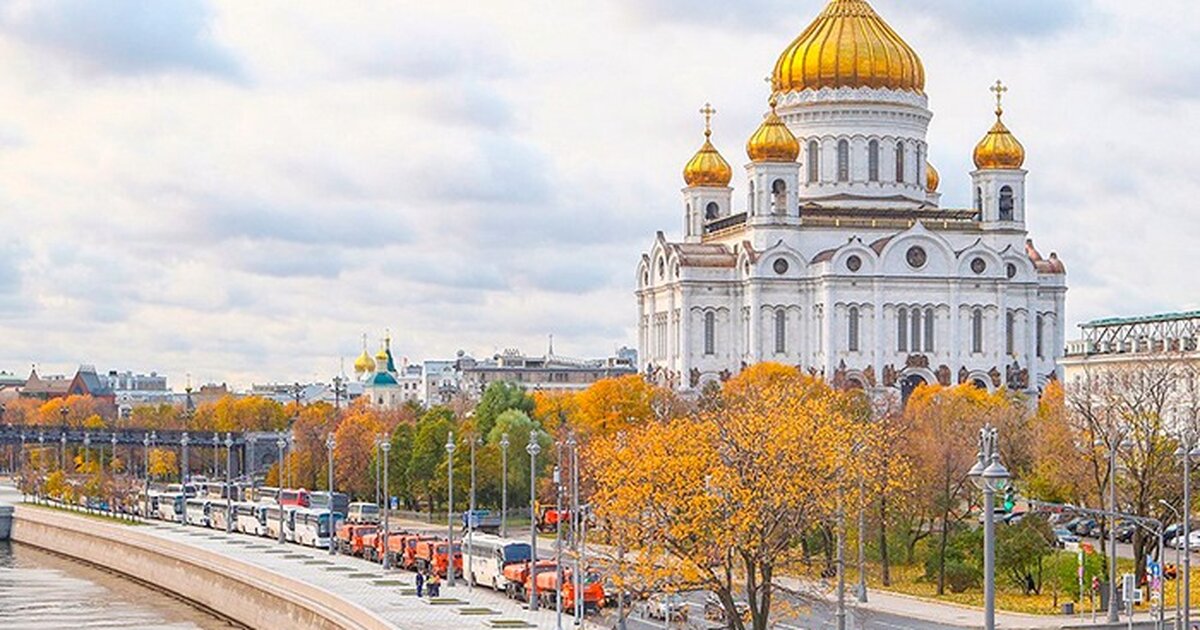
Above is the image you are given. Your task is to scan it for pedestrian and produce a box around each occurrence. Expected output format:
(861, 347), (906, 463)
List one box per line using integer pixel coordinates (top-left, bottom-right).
(415, 569), (425, 597)
(428, 573), (441, 598)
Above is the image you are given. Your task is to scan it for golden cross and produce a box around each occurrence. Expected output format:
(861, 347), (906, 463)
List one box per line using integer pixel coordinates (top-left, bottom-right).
(990, 79), (1008, 114)
(700, 102), (716, 137)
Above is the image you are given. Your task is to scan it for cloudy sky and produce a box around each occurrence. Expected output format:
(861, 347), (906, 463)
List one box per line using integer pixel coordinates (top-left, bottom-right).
(0, 0), (1196, 388)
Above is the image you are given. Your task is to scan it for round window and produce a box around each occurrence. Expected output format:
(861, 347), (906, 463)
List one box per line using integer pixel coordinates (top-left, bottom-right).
(846, 255), (862, 272)
(970, 257), (987, 274)
(906, 246), (927, 269)
(773, 259), (790, 275)
(1006, 263), (1017, 279)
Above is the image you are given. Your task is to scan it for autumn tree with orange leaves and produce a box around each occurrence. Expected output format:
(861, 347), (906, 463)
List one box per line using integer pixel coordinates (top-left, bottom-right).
(588, 363), (874, 630)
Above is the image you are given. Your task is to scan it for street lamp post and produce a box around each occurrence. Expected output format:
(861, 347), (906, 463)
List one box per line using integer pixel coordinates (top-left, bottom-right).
(37, 431), (44, 503)
(181, 432), (190, 486)
(445, 433), (456, 586)
(858, 470), (868, 603)
(213, 434), (219, 479)
(1176, 436), (1199, 630)
(327, 433), (336, 556)
(967, 424), (1010, 630)
(381, 439), (391, 570)
(142, 432), (152, 519)
(225, 433), (234, 534)
(569, 434), (582, 621)
(528, 432), (542, 611)
(374, 436), (382, 507)
(468, 433), (481, 588)
(59, 433), (66, 471)
(83, 433), (90, 469)
(1099, 436), (1131, 623)
(276, 437), (286, 544)
(1161, 500), (1183, 630)
(500, 433), (510, 538)
(555, 463), (564, 629)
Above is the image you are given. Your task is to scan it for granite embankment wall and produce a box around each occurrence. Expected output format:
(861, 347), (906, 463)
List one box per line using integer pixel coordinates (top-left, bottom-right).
(11, 505), (394, 630)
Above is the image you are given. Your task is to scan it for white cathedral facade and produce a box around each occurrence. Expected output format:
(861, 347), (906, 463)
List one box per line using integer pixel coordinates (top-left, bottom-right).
(636, 0), (1067, 398)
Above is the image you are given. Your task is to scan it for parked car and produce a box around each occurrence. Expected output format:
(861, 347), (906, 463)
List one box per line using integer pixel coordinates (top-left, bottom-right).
(1067, 517), (1095, 536)
(646, 593), (688, 622)
(1115, 522), (1137, 543)
(1053, 528), (1080, 548)
(1083, 521), (1105, 539)
(704, 593), (751, 626)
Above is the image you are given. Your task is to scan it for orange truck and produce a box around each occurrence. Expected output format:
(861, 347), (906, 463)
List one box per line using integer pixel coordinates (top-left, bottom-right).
(503, 559), (557, 601)
(361, 529), (402, 563)
(335, 523), (377, 557)
(535, 502), (570, 533)
(530, 566), (606, 613)
(391, 533), (437, 570)
(414, 540), (463, 578)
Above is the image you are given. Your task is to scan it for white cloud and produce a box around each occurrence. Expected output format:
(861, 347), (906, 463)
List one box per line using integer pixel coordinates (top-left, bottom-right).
(0, 0), (1194, 387)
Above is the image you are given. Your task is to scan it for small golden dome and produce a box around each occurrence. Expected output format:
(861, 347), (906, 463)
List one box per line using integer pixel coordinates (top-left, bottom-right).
(773, 0), (925, 95)
(973, 81), (1026, 170)
(683, 103), (732, 187)
(746, 97), (800, 163)
(354, 349), (375, 375)
(375, 349), (389, 364)
(926, 161), (940, 192)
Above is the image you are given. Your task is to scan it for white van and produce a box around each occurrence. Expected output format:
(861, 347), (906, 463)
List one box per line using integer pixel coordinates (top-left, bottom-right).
(346, 502), (380, 524)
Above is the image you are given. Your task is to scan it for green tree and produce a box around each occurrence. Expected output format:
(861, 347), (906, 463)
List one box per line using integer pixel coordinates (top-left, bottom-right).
(474, 381), (534, 439)
(408, 407), (454, 515)
(996, 516), (1055, 594)
(487, 409), (550, 508)
(388, 423), (415, 508)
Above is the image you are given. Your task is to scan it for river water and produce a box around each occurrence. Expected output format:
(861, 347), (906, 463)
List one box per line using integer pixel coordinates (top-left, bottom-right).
(0, 540), (241, 630)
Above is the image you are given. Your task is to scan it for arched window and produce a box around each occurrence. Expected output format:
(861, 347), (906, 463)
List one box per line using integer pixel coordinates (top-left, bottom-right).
(910, 306), (922, 352)
(774, 309), (787, 354)
(807, 141), (820, 183)
(837, 140), (850, 182)
(975, 188), (983, 212)
(972, 308), (984, 353)
(924, 307), (934, 352)
(1005, 310), (1015, 355)
(895, 141), (906, 183)
(1036, 314), (1045, 359)
(999, 186), (1015, 221)
(704, 311), (716, 356)
(868, 140), (880, 182)
(897, 307), (908, 352)
(705, 202), (720, 221)
(771, 179), (787, 215)
(848, 306), (860, 352)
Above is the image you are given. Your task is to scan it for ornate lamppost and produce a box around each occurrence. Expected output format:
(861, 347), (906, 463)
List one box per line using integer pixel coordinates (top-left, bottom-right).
(527, 432), (541, 611)
(326, 432), (336, 556)
(445, 432), (456, 586)
(500, 433), (510, 538)
(967, 425), (1010, 630)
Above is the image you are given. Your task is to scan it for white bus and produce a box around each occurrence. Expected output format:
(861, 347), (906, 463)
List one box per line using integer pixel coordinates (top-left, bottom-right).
(155, 492), (185, 522)
(462, 534), (533, 591)
(185, 498), (211, 528)
(234, 502), (267, 536)
(209, 501), (232, 531)
(292, 508), (339, 548)
(346, 502), (380, 524)
(263, 504), (296, 541)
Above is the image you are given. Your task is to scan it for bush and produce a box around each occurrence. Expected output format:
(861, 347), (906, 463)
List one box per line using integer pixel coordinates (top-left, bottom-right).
(944, 561), (982, 593)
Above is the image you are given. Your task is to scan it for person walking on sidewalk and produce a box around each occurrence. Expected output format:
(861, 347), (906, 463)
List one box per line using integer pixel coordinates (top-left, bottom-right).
(428, 572), (441, 598)
(415, 569), (425, 597)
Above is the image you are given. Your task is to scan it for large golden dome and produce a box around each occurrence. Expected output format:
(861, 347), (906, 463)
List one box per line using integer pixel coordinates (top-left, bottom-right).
(773, 0), (925, 95)
(926, 161), (940, 192)
(746, 97), (800, 163)
(973, 82), (1026, 169)
(683, 104), (733, 187)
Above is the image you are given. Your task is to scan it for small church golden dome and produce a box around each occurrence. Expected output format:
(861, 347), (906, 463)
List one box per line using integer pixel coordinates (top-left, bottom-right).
(683, 103), (733, 187)
(926, 162), (940, 192)
(772, 0), (925, 95)
(973, 81), (1026, 170)
(354, 334), (376, 375)
(746, 97), (800, 163)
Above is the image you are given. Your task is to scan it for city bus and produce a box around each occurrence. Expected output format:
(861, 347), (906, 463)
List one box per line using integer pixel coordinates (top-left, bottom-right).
(309, 491), (349, 517)
(185, 498), (211, 528)
(462, 534), (532, 591)
(292, 508), (341, 548)
(209, 501), (232, 531)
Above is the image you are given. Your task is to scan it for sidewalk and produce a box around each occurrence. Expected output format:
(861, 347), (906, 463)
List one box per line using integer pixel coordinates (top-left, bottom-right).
(855, 585), (1168, 629)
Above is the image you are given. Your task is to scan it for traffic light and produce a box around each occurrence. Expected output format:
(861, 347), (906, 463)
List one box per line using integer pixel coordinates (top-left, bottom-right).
(1003, 486), (1016, 513)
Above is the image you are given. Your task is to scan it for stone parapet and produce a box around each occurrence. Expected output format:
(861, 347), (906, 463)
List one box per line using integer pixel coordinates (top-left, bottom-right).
(11, 505), (394, 630)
